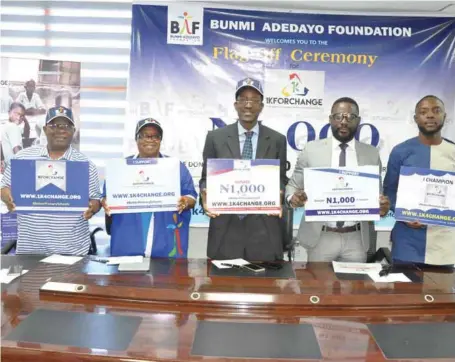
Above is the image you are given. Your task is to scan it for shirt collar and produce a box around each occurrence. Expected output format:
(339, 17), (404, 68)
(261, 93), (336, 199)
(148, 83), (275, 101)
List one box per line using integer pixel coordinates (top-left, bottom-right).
(133, 152), (163, 159)
(39, 145), (73, 160)
(238, 121), (259, 136)
(332, 136), (356, 150)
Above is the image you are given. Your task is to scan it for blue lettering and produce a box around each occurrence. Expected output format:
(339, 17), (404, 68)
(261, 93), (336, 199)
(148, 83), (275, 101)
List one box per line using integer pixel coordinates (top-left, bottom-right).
(209, 118), (380, 148)
(356, 123), (380, 147)
(210, 117), (226, 130)
(287, 121), (316, 151)
(319, 123), (331, 139)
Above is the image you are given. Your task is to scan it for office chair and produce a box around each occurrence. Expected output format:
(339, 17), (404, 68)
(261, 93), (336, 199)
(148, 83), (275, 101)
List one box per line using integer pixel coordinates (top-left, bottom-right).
(103, 212), (297, 261)
(368, 247), (393, 264)
(88, 227), (103, 255)
(366, 223), (392, 263)
(105, 214), (112, 236)
(1, 230), (101, 255)
(1, 239), (17, 254)
(282, 205), (298, 262)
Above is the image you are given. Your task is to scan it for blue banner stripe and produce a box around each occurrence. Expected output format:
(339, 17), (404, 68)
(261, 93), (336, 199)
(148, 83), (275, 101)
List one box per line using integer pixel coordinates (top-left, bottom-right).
(306, 208), (380, 216)
(400, 166), (455, 177)
(310, 168), (380, 179)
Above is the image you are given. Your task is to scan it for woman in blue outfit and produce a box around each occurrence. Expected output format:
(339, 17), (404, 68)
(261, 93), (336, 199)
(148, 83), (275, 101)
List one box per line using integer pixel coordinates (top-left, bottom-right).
(102, 118), (197, 258)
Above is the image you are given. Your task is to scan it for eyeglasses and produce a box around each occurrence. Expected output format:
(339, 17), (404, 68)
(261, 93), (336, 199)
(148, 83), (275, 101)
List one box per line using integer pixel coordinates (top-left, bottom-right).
(47, 124), (74, 130)
(330, 113), (359, 123)
(138, 134), (161, 141)
(418, 107), (443, 115)
(237, 98), (262, 106)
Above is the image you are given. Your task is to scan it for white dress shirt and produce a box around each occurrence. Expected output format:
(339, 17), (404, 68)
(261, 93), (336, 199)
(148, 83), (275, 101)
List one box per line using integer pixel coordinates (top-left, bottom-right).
(1, 122), (23, 163)
(238, 121), (259, 159)
(16, 92), (46, 143)
(328, 137), (358, 228)
(16, 92), (44, 110)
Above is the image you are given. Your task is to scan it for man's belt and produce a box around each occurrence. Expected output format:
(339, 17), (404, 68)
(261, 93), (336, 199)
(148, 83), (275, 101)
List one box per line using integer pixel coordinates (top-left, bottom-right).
(322, 223), (361, 233)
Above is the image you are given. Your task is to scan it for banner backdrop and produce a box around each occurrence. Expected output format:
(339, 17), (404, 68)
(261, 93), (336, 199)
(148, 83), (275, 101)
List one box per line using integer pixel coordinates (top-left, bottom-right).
(128, 4), (455, 229)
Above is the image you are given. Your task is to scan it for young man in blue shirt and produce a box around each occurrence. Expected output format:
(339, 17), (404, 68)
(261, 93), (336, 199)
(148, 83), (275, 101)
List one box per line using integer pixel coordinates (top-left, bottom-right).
(384, 95), (455, 266)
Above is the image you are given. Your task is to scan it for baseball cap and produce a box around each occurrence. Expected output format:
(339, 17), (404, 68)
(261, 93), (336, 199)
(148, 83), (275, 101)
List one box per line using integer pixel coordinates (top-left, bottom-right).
(235, 77), (264, 98)
(45, 106), (75, 125)
(135, 118), (163, 140)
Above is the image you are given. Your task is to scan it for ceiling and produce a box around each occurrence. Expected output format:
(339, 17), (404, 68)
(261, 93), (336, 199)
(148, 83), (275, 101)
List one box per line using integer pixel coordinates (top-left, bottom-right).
(187, 1), (455, 14)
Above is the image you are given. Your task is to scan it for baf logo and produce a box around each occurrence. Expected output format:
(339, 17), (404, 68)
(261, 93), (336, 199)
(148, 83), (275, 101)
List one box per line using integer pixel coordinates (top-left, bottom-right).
(171, 12), (199, 35)
(282, 73), (309, 97)
(167, 5), (204, 45)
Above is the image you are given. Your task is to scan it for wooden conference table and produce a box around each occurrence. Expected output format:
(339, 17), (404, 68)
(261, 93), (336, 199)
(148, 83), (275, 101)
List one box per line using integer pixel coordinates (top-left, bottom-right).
(1, 255), (455, 361)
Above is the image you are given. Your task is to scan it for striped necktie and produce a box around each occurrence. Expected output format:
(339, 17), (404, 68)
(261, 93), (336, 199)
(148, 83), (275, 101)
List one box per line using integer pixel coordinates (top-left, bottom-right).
(239, 131), (254, 220)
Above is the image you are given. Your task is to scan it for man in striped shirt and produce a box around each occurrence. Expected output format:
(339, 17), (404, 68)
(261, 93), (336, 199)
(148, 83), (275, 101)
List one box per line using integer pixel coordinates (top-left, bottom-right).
(1, 106), (101, 255)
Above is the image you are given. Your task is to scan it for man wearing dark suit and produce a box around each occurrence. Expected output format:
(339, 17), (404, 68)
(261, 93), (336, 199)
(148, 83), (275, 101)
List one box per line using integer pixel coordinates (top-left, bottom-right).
(199, 78), (288, 261)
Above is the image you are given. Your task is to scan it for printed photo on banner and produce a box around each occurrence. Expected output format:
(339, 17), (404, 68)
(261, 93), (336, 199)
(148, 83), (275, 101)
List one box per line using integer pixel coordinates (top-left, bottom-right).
(0, 57), (81, 156)
(129, 4), (455, 228)
(0, 57), (81, 246)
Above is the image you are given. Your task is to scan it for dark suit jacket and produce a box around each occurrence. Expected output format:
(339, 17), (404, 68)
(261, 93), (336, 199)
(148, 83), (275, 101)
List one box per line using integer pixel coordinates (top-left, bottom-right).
(199, 122), (288, 259)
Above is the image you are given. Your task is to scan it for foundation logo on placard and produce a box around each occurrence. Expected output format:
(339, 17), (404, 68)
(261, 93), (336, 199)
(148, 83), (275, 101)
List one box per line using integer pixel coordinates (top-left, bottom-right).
(336, 176), (349, 188)
(265, 69), (325, 109)
(167, 5), (204, 45)
(133, 169), (154, 186)
(332, 176), (352, 191)
(233, 160), (251, 172)
(424, 183), (448, 206)
(36, 161), (66, 191)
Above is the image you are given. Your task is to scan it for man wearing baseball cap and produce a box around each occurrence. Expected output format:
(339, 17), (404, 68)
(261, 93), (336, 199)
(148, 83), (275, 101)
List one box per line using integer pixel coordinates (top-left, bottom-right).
(200, 77), (288, 261)
(1, 106), (102, 255)
(101, 117), (197, 258)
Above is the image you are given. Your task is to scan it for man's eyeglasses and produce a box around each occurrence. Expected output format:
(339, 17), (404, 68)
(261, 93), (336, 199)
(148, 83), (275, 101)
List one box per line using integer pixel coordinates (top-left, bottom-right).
(418, 107), (443, 115)
(237, 98), (262, 106)
(138, 134), (161, 141)
(330, 113), (359, 123)
(47, 124), (74, 131)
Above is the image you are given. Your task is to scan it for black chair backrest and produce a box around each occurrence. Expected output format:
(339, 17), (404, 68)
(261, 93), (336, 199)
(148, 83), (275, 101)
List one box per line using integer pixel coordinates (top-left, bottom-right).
(105, 214), (112, 235)
(1, 240), (17, 254)
(281, 206), (294, 251)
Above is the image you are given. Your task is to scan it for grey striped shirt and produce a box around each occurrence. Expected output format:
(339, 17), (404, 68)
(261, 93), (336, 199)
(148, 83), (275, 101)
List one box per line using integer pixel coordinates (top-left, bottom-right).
(1, 146), (101, 255)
